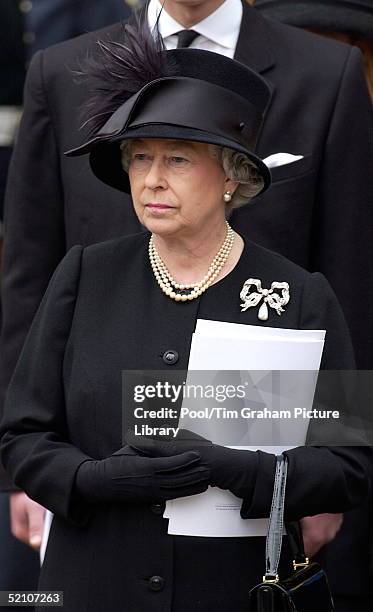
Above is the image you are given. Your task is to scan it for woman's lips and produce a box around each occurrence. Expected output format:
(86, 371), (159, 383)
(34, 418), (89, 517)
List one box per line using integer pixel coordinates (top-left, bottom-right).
(146, 203), (174, 210)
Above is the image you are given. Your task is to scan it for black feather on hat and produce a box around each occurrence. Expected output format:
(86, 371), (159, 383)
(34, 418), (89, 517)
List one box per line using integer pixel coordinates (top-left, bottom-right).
(75, 11), (178, 137)
(67, 9), (272, 195)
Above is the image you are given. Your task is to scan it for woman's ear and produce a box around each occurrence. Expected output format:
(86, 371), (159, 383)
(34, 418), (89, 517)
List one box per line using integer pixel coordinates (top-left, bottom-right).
(224, 177), (239, 195)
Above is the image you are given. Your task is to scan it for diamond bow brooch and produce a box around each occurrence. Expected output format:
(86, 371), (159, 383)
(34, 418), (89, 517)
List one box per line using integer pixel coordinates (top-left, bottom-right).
(240, 278), (290, 321)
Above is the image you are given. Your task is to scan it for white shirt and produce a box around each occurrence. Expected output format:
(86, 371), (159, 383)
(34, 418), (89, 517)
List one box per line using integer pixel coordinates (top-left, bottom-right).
(147, 0), (243, 58)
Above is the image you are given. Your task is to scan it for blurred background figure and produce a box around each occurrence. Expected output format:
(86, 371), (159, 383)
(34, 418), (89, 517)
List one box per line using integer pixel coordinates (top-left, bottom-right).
(252, 0), (373, 100)
(0, 1), (133, 605)
(0, 1), (25, 287)
(20, 0), (136, 62)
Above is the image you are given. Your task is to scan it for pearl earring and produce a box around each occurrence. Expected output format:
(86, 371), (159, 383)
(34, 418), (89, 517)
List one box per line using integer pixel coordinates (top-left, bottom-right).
(223, 191), (232, 203)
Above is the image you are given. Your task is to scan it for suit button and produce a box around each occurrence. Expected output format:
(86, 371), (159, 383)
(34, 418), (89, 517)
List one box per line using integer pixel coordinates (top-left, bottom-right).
(148, 575), (165, 591)
(150, 503), (165, 515)
(162, 350), (179, 365)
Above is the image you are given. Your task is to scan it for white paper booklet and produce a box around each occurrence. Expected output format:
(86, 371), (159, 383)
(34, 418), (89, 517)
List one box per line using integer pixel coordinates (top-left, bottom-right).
(40, 509), (53, 565)
(166, 320), (325, 537)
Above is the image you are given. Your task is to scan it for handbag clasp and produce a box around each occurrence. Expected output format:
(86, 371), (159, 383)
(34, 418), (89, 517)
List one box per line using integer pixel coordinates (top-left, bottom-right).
(293, 557), (310, 570)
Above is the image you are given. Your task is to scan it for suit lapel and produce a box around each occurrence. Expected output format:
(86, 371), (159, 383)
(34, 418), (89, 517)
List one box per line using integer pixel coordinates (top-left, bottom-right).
(234, 3), (276, 134)
(234, 3), (276, 74)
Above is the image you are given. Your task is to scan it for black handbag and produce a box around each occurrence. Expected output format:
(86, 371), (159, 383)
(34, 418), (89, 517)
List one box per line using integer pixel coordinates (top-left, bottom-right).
(248, 455), (335, 612)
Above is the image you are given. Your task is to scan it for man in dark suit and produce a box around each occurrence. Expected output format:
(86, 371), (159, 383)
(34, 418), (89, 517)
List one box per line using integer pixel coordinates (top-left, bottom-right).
(1, 0), (372, 608)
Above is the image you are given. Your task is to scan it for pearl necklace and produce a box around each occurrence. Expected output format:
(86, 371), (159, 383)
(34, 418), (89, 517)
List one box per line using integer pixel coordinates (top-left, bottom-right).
(149, 222), (235, 302)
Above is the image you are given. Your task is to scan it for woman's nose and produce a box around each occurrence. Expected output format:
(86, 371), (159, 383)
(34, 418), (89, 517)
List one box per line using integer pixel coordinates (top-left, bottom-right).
(144, 159), (168, 190)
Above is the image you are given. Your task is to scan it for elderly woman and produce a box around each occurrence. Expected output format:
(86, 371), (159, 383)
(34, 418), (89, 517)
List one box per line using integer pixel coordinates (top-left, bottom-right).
(0, 18), (370, 612)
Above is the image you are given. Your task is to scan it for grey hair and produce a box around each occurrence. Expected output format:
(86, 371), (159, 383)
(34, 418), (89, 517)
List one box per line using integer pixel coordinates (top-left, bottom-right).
(120, 141), (264, 214)
(120, 140), (132, 171)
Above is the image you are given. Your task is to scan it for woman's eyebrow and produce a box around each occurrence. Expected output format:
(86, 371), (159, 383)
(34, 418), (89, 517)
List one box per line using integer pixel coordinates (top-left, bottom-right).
(168, 142), (195, 152)
(131, 140), (196, 152)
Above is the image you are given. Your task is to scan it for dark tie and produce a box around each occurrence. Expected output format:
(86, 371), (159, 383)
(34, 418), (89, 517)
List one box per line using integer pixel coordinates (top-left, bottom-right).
(176, 29), (199, 49)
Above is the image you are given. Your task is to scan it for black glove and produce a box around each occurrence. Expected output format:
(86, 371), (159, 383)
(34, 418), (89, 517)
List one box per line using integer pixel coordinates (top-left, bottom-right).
(75, 444), (210, 504)
(127, 429), (259, 501)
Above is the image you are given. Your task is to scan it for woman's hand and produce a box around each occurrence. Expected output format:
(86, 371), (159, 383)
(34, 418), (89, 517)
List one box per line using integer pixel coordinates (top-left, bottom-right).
(9, 491), (46, 550)
(127, 429), (258, 500)
(75, 444), (210, 504)
(300, 513), (344, 557)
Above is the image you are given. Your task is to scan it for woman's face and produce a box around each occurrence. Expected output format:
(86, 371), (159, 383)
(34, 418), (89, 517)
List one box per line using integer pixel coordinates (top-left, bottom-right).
(128, 138), (237, 238)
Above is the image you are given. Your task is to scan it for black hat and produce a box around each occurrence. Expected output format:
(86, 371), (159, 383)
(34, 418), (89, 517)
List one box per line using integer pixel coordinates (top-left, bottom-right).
(253, 0), (373, 40)
(66, 16), (272, 195)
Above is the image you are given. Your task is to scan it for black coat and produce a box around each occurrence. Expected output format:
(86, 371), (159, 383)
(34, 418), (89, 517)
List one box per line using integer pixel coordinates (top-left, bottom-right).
(0, 234), (370, 612)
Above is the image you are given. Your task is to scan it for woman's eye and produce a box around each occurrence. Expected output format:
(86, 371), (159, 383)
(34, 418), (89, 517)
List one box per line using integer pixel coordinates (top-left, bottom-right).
(130, 153), (152, 168)
(170, 156), (188, 164)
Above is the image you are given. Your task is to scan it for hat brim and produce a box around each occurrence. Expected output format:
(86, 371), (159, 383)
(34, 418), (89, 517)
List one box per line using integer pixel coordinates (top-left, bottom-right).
(87, 124), (271, 196)
(255, 2), (373, 39)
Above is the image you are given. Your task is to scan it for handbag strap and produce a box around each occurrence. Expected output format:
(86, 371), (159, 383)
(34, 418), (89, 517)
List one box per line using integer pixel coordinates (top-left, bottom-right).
(286, 521), (309, 568)
(264, 454), (288, 581)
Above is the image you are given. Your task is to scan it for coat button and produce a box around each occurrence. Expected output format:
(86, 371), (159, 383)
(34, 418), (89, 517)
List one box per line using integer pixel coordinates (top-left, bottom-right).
(162, 350), (179, 365)
(23, 31), (36, 45)
(19, 0), (33, 13)
(150, 503), (165, 515)
(148, 576), (165, 591)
